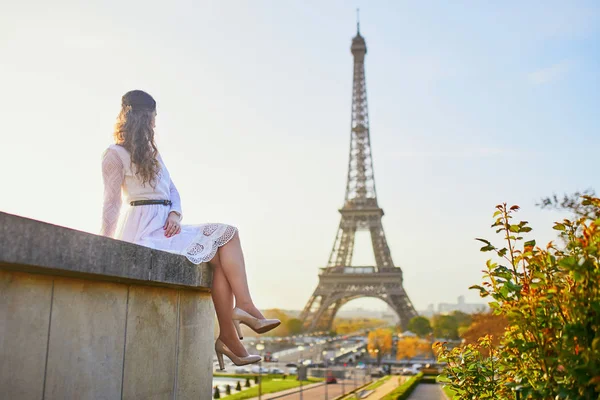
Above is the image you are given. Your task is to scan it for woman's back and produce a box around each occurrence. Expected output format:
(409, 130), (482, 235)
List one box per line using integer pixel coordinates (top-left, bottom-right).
(100, 144), (181, 240)
(103, 144), (172, 202)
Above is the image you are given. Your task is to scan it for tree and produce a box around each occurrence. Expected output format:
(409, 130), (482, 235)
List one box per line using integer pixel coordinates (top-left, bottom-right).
(537, 188), (596, 218)
(450, 311), (472, 329)
(286, 318), (303, 335)
(235, 381), (242, 391)
(213, 386), (220, 399)
(396, 337), (431, 361)
(367, 328), (392, 365)
(407, 316), (432, 337)
(436, 198), (600, 398)
(333, 317), (387, 334)
(432, 314), (459, 340)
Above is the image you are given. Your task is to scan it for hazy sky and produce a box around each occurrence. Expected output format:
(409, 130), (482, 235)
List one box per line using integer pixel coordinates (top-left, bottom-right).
(1, 1), (598, 314)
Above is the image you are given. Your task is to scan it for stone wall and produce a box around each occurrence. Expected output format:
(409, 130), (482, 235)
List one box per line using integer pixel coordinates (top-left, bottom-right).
(0, 212), (215, 399)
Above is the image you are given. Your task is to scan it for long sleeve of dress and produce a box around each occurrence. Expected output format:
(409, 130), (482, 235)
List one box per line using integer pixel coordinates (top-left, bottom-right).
(100, 148), (124, 238)
(169, 178), (183, 221)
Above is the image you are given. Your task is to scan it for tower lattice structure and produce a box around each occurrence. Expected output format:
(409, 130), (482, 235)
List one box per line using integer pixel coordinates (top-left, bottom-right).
(300, 24), (417, 332)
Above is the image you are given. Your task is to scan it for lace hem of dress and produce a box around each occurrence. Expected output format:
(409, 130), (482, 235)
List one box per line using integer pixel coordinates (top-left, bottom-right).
(184, 225), (238, 264)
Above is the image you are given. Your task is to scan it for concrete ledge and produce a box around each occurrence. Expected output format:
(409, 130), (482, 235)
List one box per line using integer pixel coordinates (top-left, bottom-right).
(0, 212), (216, 399)
(0, 211), (213, 290)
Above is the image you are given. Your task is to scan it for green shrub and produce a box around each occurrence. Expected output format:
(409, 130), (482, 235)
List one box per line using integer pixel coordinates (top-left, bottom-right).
(380, 373), (423, 400)
(435, 198), (600, 399)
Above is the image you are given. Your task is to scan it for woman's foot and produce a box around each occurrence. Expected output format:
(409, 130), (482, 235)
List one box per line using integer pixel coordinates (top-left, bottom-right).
(218, 331), (249, 358)
(232, 307), (281, 339)
(235, 301), (265, 320)
(215, 337), (260, 369)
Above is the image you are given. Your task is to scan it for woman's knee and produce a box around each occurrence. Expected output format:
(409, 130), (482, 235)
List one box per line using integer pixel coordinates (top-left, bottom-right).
(226, 225), (240, 243)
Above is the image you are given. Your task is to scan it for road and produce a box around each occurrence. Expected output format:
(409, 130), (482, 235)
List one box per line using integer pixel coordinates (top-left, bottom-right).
(406, 383), (446, 400)
(362, 376), (406, 398)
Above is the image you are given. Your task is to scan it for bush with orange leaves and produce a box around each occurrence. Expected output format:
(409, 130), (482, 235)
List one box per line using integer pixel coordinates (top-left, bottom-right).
(435, 197), (600, 399)
(460, 312), (508, 352)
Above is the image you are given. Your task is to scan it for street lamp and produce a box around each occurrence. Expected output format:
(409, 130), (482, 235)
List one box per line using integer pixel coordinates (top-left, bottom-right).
(352, 359), (357, 389)
(256, 343), (265, 400)
(297, 345), (305, 400)
(322, 350), (329, 400)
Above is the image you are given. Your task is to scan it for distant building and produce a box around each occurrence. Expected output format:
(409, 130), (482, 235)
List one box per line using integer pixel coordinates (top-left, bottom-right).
(419, 296), (488, 317)
(420, 304), (436, 318)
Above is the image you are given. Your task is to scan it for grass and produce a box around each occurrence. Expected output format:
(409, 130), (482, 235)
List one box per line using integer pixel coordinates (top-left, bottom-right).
(214, 373), (258, 379)
(217, 374), (323, 400)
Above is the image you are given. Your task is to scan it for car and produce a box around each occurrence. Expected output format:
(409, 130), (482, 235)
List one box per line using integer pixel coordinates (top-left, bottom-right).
(286, 363), (297, 368)
(269, 367), (284, 374)
(250, 366), (269, 374)
(325, 370), (337, 384)
(234, 367), (251, 374)
(287, 367), (298, 375)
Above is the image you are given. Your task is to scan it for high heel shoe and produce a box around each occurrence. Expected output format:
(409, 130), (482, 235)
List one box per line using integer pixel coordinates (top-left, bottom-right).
(215, 338), (261, 370)
(232, 307), (281, 339)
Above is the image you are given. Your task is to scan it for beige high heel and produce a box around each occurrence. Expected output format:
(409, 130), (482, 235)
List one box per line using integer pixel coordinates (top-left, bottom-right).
(215, 338), (261, 370)
(232, 307), (281, 339)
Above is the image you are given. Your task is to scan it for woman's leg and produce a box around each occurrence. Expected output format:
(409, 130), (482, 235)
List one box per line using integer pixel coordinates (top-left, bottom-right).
(217, 231), (265, 319)
(210, 250), (250, 357)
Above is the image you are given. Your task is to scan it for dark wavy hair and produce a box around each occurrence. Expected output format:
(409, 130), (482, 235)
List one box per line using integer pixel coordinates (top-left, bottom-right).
(114, 90), (160, 187)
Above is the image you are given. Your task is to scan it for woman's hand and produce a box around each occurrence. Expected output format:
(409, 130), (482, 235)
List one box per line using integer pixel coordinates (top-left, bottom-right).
(164, 212), (181, 238)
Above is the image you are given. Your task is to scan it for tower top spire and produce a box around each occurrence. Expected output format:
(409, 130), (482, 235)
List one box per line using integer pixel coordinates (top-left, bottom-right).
(351, 10), (366, 56)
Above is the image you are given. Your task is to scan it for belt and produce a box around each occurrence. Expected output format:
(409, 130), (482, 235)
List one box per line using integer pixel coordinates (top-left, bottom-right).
(130, 199), (172, 206)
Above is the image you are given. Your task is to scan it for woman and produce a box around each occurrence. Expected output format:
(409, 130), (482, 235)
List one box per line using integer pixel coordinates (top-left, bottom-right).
(100, 90), (279, 370)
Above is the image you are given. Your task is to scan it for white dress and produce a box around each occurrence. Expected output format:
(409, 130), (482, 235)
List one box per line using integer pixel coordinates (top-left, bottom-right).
(100, 144), (237, 264)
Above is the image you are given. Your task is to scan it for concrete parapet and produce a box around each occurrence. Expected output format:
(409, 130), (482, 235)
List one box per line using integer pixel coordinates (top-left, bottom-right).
(0, 212), (215, 399)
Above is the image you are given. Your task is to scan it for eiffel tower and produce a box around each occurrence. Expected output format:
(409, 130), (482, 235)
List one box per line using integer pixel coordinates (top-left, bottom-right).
(300, 21), (417, 332)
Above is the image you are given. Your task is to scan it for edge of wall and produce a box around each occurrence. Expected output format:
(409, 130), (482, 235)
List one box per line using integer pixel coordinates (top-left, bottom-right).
(0, 211), (213, 290)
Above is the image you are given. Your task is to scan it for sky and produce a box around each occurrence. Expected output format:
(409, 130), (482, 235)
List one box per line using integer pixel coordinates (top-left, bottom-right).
(1, 1), (599, 314)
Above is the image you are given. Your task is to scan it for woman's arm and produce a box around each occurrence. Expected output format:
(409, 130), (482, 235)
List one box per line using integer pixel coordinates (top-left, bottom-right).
(163, 178), (183, 237)
(100, 148), (124, 237)
(168, 178), (183, 222)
